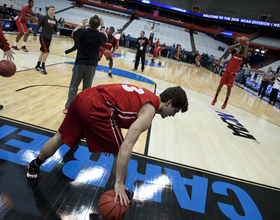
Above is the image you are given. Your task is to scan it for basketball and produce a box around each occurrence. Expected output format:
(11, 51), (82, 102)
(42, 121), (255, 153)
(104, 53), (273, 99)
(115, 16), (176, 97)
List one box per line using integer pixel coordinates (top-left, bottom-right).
(98, 190), (129, 220)
(239, 36), (248, 46)
(32, 17), (39, 24)
(104, 50), (111, 58)
(0, 60), (17, 77)
(263, 76), (268, 81)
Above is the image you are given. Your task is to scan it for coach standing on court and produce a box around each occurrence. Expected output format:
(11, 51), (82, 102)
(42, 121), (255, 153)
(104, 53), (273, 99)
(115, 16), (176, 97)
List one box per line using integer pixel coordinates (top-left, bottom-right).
(133, 31), (148, 72)
(63, 15), (107, 114)
(33, 6), (60, 75)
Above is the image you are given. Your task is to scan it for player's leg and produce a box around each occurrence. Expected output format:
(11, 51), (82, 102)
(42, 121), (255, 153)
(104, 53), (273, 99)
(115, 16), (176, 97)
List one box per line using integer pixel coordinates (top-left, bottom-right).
(108, 57), (113, 78)
(211, 84), (223, 105)
(261, 81), (268, 99)
(12, 21), (23, 50)
(27, 131), (64, 179)
(64, 65), (85, 112)
(21, 31), (30, 52)
(221, 86), (232, 109)
(133, 53), (140, 70)
(37, 37), (50, 74)
(28, 94), (85, 178)
(82, 65), (96, 90)
(40, 53), (50, 74)
(140, 53), (145, 72)
(35, 52), (44, 71)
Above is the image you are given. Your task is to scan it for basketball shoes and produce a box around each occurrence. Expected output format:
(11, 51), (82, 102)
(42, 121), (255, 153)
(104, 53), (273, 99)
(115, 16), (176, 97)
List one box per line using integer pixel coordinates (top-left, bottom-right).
(211, 99), (217, 105)
(125, 190), (134, 204)
(0, 105), (3, 110)
(21, 46), (29, 52)
(27, 159), (40, 179)
(221, 102), (227, 109)
(63, 108), (68, 114)
(12, 45), (20, 50)
(108, 73), (113, 78)
(35, 66), (40, 71)
(40, 67), (47, 75)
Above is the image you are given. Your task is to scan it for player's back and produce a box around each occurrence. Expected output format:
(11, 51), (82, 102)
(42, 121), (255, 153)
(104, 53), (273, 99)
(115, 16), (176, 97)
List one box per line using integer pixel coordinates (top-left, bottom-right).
(96, 84), (160, 128)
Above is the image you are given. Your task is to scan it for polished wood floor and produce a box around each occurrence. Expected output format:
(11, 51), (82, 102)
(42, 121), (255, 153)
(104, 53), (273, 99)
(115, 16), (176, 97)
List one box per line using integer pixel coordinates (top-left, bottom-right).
(1, 34), (280, 186)
(0, 34), (280, 219)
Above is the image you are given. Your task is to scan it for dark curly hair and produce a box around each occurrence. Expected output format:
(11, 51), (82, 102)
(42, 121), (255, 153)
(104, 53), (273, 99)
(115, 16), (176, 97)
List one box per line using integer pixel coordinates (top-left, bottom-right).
(159, 86), (188, 112)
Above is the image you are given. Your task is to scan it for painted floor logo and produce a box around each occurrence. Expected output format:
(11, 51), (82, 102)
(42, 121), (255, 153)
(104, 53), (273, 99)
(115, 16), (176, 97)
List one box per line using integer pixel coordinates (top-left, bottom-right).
(216, 111), (257, 141)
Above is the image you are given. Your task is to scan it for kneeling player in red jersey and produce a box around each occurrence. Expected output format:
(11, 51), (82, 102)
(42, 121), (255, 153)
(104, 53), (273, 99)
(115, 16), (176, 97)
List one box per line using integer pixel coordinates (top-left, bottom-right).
(151, 45), (166, 65)
(27, 84), (189, 206)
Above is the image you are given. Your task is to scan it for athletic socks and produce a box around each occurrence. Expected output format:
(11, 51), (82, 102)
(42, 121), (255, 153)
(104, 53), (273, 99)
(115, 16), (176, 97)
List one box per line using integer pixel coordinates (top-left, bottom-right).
(214, 94), (218, 99)
(225, 98), (228, 103)
(36, 61), (41, 67)
(41, 63), (45, 68)
(33, 156), (44, 168)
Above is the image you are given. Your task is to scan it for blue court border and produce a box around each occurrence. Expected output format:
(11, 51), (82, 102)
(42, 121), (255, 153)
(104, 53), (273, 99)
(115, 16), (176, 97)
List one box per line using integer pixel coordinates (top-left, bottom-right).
(67, 62), (157, 94)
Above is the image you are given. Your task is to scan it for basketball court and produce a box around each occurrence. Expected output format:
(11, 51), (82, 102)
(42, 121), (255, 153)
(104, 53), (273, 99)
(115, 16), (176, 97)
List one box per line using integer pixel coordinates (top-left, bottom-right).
(0, 34), (280, 219)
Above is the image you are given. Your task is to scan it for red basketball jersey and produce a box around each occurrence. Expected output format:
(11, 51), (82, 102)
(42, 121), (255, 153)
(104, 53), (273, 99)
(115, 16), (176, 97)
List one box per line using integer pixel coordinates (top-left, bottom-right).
(101, 36), (115, 51)
(155, 42), (160, 49)
(96, 84), (160, 129)
(225, 51), (245, 74)
(17, 6), (33, 23)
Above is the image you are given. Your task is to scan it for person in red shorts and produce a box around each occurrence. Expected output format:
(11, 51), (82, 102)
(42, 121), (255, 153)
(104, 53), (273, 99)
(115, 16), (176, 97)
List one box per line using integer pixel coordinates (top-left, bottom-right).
(175, 44), (181, 62)
(27, 83), (189, 206)
(151, 45), (166, 64)
(12, 0), (35, 52)
(98, 26), (116, 78)
(211, 39), (249, 109)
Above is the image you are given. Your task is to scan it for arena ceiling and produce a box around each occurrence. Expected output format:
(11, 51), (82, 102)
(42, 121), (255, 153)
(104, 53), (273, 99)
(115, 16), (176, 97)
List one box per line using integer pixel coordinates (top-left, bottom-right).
(151, 0), (280, 23)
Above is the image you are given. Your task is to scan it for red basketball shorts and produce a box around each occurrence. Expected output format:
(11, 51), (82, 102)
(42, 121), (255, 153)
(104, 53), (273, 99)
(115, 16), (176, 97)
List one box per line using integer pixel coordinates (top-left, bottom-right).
(220, 71), (236, 87)
(58, 88), (124, 154)
(16, 20), (28, 35)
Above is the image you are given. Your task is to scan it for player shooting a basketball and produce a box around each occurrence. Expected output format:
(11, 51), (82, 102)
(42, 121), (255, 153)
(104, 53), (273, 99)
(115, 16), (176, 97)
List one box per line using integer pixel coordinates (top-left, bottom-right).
(98, 26), (116, 78)
(211, 37), (249, 109)
(27, 84), (188, 206)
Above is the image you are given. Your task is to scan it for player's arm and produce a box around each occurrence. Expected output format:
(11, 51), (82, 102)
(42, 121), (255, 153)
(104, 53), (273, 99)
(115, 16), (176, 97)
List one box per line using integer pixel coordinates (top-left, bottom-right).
(114, 103), (156, 206)
(33, 16), (43, 40)
(53, 20), (60, 38)
(228, 42), (240, 52)
(99, 18), (108, 40)
(243, 38), (250, 59)
(72, 18), (88, 34)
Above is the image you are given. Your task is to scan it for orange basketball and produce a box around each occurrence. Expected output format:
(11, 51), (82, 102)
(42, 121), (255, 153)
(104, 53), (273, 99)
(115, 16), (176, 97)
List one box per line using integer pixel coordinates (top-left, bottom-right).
(32, 17), (39, 24)
(239, 36), (248, 46)
(98, 190), (129, 220)
(104, 50), (111, 58)
(0, 60), (17, 77)
(263, 76), (268, 81)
